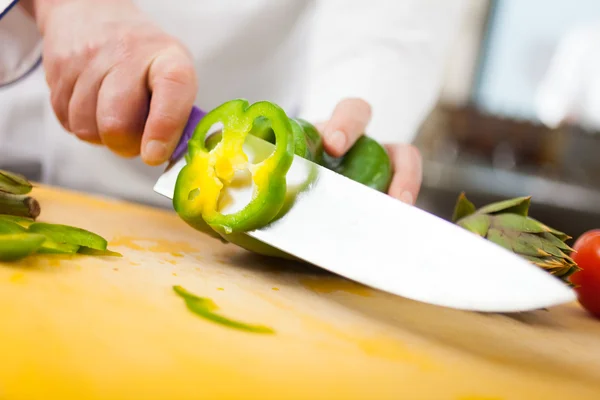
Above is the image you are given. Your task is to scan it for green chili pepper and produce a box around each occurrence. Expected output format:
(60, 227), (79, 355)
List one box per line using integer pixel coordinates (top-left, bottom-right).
(173, 99), (295, 235)
(0, 233), (46, 261)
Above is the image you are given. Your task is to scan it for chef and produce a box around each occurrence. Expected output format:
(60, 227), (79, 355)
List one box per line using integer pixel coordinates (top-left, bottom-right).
(0, 0), (465, 208)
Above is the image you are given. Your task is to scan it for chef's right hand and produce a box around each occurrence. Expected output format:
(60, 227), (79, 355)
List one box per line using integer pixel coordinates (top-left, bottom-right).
(35, 0), (198, 165)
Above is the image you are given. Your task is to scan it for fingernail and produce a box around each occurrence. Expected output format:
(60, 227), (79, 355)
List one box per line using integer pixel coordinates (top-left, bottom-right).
(327, 130), (346, 152)
(144, 140), (168, 164)
(399, 191), (414, 205)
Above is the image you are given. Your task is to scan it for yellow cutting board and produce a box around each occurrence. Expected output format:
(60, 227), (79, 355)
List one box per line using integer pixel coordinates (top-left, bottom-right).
(1, 185), (599, 400)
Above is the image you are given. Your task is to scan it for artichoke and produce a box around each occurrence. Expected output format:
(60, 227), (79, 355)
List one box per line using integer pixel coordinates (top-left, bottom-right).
(452, 193), (580, 285)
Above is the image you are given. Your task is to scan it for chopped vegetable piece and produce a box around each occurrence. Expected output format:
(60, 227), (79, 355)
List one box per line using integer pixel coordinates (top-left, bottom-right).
(78, 247), (123, 257)
(28, 222), (108, 250)
(0, 233), (46, 261)
(173, 99), (295, 235)
(173, 285), (275, 334)
(0, 193), (40, 219)
(0, 169), (32, 195)
(0, 215), (35, 227)
(38, 240), (80, 255)
(0, 219), (27, 234)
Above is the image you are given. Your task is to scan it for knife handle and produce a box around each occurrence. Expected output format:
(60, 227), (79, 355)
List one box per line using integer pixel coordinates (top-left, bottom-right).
(170, 106), (207, 162)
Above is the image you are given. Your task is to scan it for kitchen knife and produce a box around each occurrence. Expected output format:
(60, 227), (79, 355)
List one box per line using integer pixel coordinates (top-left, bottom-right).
(154, 106), (576, 312)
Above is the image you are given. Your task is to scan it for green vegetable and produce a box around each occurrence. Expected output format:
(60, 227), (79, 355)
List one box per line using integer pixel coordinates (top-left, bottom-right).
(0, 168), (120, 263)
(174, 99), (393, 258)
(0, 233), (46, 261)
(37, 240), (80, 255)
(28, 222), (108, 250)
(0, 219), (27, 234)
(0, 193), (40, 219)
(173, 99), (295, 235)
(0, 215), (35, 227)
(321, 136), (392, 192)
(0, 169), (32, 195)
(173, 285), (275, 334)
(77, 247), (123, 257)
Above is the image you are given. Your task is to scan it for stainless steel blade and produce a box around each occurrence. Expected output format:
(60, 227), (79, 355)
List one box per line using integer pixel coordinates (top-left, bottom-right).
(154, 134), (576, 312)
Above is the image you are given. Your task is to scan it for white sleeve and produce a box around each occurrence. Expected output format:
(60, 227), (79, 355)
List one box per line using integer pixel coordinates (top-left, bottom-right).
(0, 0), (43, 87)
(297, 0), (466, 144)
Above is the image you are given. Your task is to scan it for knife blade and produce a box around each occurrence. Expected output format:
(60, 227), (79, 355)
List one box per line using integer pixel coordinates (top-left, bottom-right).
(154, 106), (576, 312)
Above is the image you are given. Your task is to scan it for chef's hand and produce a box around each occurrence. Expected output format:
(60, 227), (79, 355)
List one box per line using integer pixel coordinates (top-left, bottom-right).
(35, 0), (198, 165)
(315, 98), (423, 205)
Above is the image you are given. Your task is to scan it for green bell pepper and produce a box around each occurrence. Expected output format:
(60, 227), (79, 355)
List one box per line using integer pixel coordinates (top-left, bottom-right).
(173, 99), (295, 235)
(0, 233), (46, 262)
(174, 99), (393, 258)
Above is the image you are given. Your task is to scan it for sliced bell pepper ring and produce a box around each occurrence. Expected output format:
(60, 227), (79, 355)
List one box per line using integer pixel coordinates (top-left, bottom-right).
(174, 99), (393, 260)
(173, 99), (295, 235)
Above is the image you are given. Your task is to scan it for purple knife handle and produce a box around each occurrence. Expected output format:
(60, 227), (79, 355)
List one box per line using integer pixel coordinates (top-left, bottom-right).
(170, 105), (207, 162)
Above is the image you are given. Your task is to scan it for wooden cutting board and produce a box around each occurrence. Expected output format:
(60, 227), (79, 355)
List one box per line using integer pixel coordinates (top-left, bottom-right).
(1, 185), (599, 400)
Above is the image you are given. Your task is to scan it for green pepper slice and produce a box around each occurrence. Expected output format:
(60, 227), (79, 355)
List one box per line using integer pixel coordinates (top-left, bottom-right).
(28, 222), (107, 251)
(173, 99), (295, 234)
(0, 233), (46, 261)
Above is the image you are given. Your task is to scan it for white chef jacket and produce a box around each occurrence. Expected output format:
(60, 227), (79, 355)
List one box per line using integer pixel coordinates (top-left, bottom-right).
(0, 0), (465, 207)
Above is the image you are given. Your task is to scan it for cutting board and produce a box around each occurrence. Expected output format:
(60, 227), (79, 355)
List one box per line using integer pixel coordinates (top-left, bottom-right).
(1, 185), (599, 400)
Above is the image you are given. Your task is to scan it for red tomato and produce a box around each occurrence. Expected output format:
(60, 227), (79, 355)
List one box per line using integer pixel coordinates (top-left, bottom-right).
(570, 230), (600, 318)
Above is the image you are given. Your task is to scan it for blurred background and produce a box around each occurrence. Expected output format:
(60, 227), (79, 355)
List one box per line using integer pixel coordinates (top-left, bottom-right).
(415, 0), (600, 238)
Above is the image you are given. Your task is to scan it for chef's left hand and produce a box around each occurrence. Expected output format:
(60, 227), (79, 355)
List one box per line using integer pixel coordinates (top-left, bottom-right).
(316, 98), (423, 205)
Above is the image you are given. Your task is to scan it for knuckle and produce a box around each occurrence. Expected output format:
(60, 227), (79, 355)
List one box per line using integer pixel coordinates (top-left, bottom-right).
(98, 115), (131, 135)
(149, 112), (180, 135)
(339, 97), (372, 119)
(156, 59), (195, 87)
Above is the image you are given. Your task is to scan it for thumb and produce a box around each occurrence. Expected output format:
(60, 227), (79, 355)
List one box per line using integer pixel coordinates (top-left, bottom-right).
(141, 48), (198, 166)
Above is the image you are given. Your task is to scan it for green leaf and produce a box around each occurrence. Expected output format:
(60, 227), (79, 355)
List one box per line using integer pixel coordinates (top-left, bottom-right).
(487, 228), (546, 257)
(28, 222), (108, 250)
(452, 192), (476, 222)
(0, 169), (32, 195)
(476, 196), (531, 216)
(173, 286), (274, 334)
(512, 232), (566, 258)
(0, 233), (45, 261)
(539, 223), (571, 241)
(491, 214), (548, 234)
(457, 214), (491, 236)
(486, 228), (512, 251)
(540, 232), (573, 252)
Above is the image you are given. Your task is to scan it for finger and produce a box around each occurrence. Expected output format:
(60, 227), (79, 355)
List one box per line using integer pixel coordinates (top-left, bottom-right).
(96, 63), (150, 157)
(385, 144), (423, 205)
(142, 49), (197, 165)
(67, 55), (112, 144)
(322, 98), (372, 157)
(47, 58), (82, 132)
